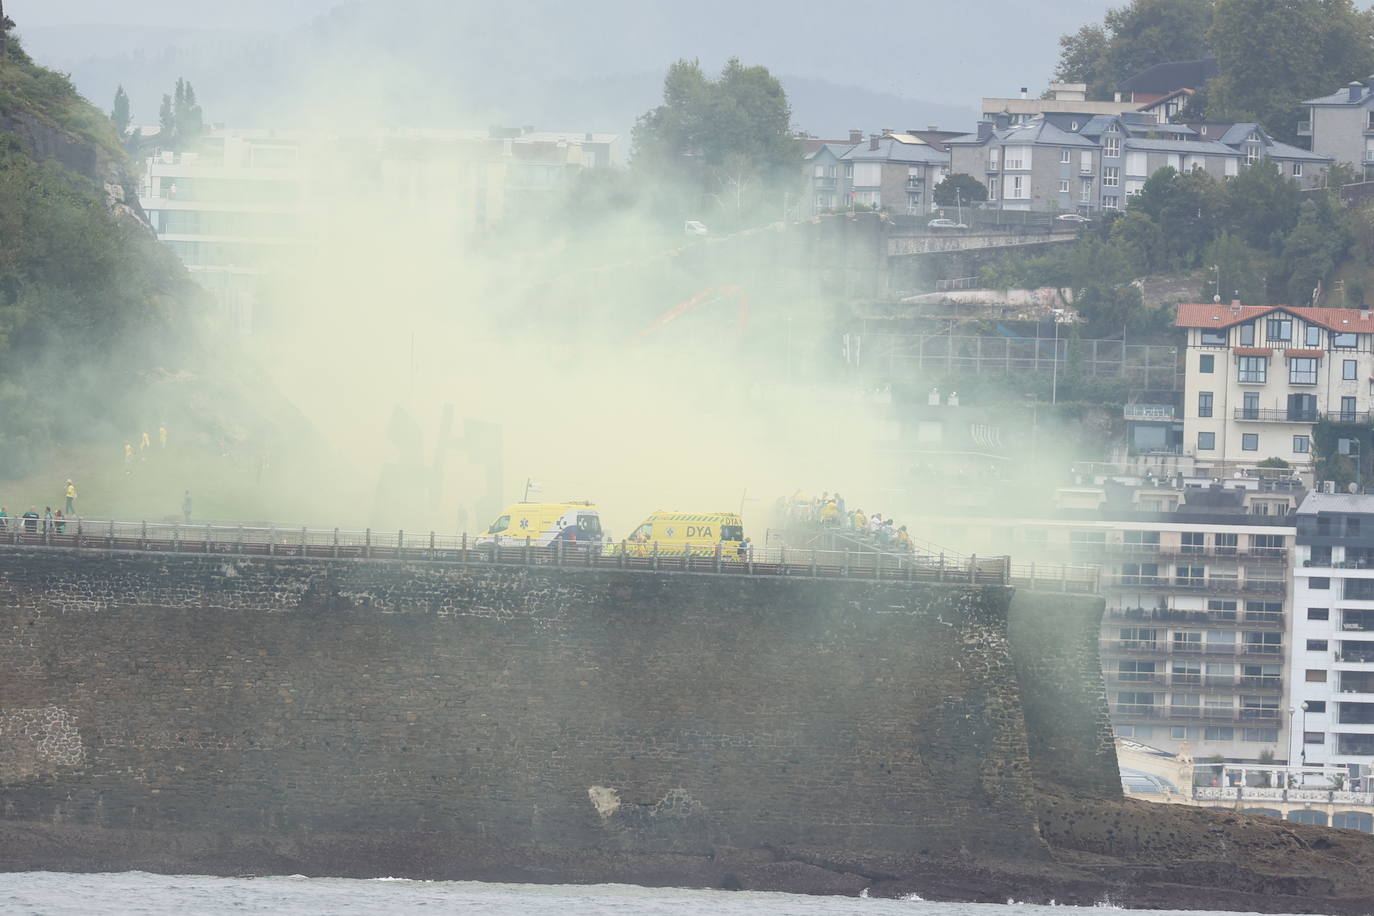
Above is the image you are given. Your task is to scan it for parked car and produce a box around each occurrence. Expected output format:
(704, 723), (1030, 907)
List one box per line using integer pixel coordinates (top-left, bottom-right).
(1056, 213), (1092, 223)
(927, 218), (968, 229)
(684, 220), (708, 236)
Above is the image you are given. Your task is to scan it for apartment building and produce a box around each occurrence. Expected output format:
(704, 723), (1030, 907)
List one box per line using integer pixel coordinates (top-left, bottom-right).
(981, 82), (1140, 124)
(1302, 78), (1374, 176)
(141, 126), (617, 330)
(802, 131), (950, 216)
(914, 476), (1300, 763)
(947, 114), (1329, 215)
(1290, 492), (1374, 776)
(1177, 302), (1374, 466)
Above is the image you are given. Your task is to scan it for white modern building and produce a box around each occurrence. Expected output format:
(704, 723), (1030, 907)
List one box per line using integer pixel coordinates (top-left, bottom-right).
(1289, 492), (1374, 778)
(1177, 302), (1374, 467)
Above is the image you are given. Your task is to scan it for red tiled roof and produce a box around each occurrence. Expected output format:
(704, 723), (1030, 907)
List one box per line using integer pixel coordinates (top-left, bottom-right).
(1176, 303), (1374, 331)
(1234, 346), (1272, 356)
(1285, 348), (1325, 357)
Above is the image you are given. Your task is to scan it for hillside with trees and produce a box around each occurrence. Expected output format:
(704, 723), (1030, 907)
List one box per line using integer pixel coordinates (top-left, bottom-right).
(0, 30), (208, 476)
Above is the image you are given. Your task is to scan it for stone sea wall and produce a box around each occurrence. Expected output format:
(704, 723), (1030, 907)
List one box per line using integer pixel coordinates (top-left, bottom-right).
(0, 548), (1113, 878)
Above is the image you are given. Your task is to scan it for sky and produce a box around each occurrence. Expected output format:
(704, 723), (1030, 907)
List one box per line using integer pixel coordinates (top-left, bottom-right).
(9, 0), (1121, 137)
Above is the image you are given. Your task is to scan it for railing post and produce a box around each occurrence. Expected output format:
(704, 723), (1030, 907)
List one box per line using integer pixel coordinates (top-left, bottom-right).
(301, 526), (307, 555)
(461, 532), (467, 564)
(206, 524), (213, 553)
(938, 552), (945, 581)
(364, 528), (371, 559)
(398, 530), (404, 558)
(172, 523), (179, 553)
(429, 531), (435, 556)
(843, 549), (850, 577)
(237, 526), (244, 554)
(968, 553), (977, 584)
(1061, 563), (1069, 593)
(107, 520), (114, 550)
(1029, 561), (1036, 589)
(810, 548), (817, 577)
(619, 539), (627, 568)
(140, 520), (147, 551)
(714, 543), (722, 573)
(653, 541), (660, 570)
(557, 538), (564, 566)
(268, 525), (275, 556)
(333, 528), (339, 559)
(76, 517), (83, 549)
(525, 535), (531, 566)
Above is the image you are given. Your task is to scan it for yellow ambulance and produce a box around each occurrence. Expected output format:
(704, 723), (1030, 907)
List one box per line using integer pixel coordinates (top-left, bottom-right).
(622, 511), (746, 558)
(480, 501), (603, 547)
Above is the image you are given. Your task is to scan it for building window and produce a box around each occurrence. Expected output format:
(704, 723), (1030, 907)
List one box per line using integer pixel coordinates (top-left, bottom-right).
(1307, 669), (1329, 683)
(907, 192), (922, 214)
(1238, 356), (1267, 383)
(1242, 433), (1259, 451)
(1201, 329), (1227, 345)
(1204, 727), (1234, 741)
(1305, 731), (1325, 745)
(1198, 431), (1216, 450)
(987, 178), (998, 200)
(1307, 639), (1329, 651)
(1103, 166), (1120, 187)
(1334, 332), (1358, 348)
(1244, 728), (1279, 742)
(1266, 318), (1292, 342)
(1346, 359), (1358, 380)
(1199, 354), (1214, 373)
(1058, 179), (1070, 193)
(1080, 179), (1092, 202)
(1306, 325), (1322, 346)
(1307, 700), (1327, 713)
(1246, 144), (1260, 165)
(1293, 162), (1303, 178)
(1060, 149), (1071, 163)
(1105, 136), (1120, 157)
(1308, 607), (1330, 620)
(1004, 146), (1030, 170)
(1103, 195), (1118, 209)
(1198, 391), (1213, 417)
(1310, 578), (1331, 590)
(1181, 531), (1204, 553)
(1342, 396), (1357, 421)
(1240, 324), (1255, 345)
(1294, 435), (1311, 453)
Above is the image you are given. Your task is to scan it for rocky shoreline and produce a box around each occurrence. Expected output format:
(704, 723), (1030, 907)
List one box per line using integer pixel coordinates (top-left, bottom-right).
(4, 789), (1374, 913)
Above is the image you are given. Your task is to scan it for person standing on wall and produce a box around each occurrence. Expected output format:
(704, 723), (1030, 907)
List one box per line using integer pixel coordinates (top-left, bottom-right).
(63, 479), (76, 516)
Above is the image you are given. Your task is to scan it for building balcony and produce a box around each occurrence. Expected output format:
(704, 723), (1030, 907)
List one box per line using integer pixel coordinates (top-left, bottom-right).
(1104, 575), (1284, 596)
(1124, 404), (1176, 421)
(1110, 703), (1281, 723)
(1233, 408), (1319, 422)
(814, 176), (837, 189)
(1106, 607), (1284, 629)
(1101, 639), (1283, 659)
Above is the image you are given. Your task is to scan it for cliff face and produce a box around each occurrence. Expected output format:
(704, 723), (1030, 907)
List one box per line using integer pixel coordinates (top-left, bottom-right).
(0, 108), (149, 233)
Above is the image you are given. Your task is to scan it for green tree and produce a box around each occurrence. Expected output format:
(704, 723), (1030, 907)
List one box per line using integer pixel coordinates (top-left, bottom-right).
(111, 85), (131, 136)
(158, 93), (175, 147)
(1219, 159), (1300, 254)
(1054, 0), (1214, 100)
(1208, 0), (1374, 142)
(1202, 232), (1270, 302)
(1054, 24), (1111, 98)
(632, 57), (798, 226)
(0, 0), (13, 63)
(933, 173), (988, 207)
(1129, 166), (1222, 268)
(1109, 209), (1166, 274)
(1277, 197), (1350, 304)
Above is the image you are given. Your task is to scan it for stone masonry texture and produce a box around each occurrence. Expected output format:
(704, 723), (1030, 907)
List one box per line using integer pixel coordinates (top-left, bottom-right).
(0, 548), (1114, 877)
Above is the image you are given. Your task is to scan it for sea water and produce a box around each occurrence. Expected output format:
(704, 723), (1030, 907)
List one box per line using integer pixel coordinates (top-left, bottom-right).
(0, 872), (1295, 915)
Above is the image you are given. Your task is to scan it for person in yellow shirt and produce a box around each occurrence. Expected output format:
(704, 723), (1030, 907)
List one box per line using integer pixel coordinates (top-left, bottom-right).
(139, 431), (151, 455)
(158, 424), (168, 448)
(820, 499), (838, 525)
(63, 479), (76, 515)
(895, 525), (913, 553)
(852, 509), (866, 531)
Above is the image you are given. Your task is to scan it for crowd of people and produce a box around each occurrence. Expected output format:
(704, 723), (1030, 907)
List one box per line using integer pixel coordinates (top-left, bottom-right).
(779, 490), (915, 553)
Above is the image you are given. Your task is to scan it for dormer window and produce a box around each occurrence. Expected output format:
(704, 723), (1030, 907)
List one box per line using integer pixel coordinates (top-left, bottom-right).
(1240, 323), (1255, 346)
(1201, 329), (1227, 346)
(1266, 317), (1292, 341)
(1305, 324), (1321, 346)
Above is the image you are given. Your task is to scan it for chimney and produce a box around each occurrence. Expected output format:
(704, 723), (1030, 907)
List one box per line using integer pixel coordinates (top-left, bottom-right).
(1362, 305), (1371, 320)
(977, 120), (992, 141)
(1020, 86), (1029, 99)
(849, 128), (862, 144)
(584, 131), (593, 142)
(880, 126), (894, 136)
(1350, 81), (1364, 102)
(994, 111), (1010, 130)
(1230, 297), (1242, 313)
(927, 124), (939, 132)
(869, 133), (881, 151)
